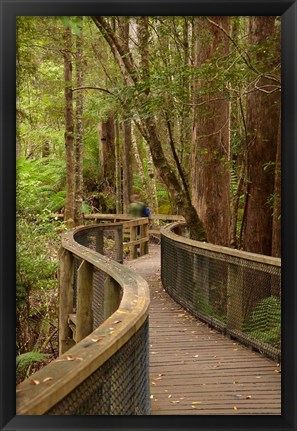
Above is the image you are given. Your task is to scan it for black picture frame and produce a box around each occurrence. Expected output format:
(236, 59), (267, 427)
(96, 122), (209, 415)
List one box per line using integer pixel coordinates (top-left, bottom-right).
(1, 1), (296, 430)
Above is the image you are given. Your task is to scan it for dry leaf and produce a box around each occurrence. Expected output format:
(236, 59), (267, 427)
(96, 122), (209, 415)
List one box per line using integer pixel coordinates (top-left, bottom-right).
(113, 320), (121, 324)
(246, 395), (252, 399)
(150, 395), (154, 399)
(233, 406), (238, 411)
(168, 395), (172, 398)
(30, 379), (40, 385)
(43, 377), (54, 383)
(67, 355), (75, 361)
(170, 400), (180, 404)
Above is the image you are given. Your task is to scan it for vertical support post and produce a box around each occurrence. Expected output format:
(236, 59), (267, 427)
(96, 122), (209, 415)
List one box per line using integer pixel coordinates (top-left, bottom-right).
(140, 220), (149, 255)
(130, 225), (138, 259)
(227, 263), (243, 331)
(96, 227), (104, 254)
(76, 260), (94, 342)
(59, 248), (74, 355)
(115, 226), (123, 263)
(104, 275), (121, 320)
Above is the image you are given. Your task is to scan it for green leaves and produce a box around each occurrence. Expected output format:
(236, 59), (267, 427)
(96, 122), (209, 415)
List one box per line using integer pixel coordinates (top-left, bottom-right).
(16, 352), (50, 372)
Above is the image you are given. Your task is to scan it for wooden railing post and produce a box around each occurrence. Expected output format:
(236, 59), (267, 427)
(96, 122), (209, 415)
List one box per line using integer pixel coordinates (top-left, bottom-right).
(140, 220), (149, 256)
(130, 225), (138, 259)
(227, 263), (243, 330)
(59, 248), (75, 355)
(104, 275), (121, 320)
(115, 226), (123, 263)
(96, 227), (104, 254)
(76, 260), (94, 342)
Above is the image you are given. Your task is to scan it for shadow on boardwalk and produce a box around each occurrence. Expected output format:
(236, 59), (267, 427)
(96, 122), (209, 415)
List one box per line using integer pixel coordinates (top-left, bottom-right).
(126, 245), (281, 415)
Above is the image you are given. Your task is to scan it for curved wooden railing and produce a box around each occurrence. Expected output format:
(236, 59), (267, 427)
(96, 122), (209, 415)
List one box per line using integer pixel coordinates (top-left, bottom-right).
(16, 222), (150, 415)
(161, 222), (281, 361)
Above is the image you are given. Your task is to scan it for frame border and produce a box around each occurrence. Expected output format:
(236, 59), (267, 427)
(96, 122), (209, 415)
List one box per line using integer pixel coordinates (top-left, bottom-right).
(1, 1), (296, 430)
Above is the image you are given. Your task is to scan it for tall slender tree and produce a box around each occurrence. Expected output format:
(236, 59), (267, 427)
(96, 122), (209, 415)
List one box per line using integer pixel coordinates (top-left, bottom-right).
(191, 16), (231, 246)
(242, 16), (280, 255)
(63, 22), (76, 227)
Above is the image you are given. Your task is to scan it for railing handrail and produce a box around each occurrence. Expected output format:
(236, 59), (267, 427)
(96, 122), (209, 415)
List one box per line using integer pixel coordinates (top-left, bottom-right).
(162, 222), (281, 267)
(16, 224), (150, 415)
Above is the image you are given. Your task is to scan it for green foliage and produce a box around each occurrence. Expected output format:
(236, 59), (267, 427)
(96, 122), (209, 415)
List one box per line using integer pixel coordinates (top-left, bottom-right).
(242, 296), (281, 348)
(16, 352), (50, 372)
(17, 157), (66, 215)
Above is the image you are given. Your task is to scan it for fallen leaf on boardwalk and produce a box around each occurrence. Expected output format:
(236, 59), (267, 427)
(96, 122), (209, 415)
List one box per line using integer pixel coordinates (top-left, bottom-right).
(255, 376), (261, 379)
(170, 400), (180, 404)
(246, 395), (252, 399)
(158, 373), (164, 377)
(233, 406), (238, 411)
(113, 320), (121, 324)
(151, 352), (158, 355)
(233, 381), (239, 384)
(152, 382), (156, 385)
(192, 402), (202, 405)
(274, 369), (281, 373)
(30, 379), (40, 385)
(150, 395), (154, 399)
(91, 337), (105, 342)
(193, 355), (199, 358)
(66, 355), (83, 361)
(156, 377), (163, 381)
(168, 395), (172, 398)
(116, 310), (127, 314)
(43, 377), (54, 383)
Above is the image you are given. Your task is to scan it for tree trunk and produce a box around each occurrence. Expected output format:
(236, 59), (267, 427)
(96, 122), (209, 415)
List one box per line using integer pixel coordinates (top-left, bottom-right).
(242, 16), (280, 255)
(119, 17), (133, 213)
(98, 115), (116, 189)
(191, 16), (231, 246)
(271, 115), (281, 257)
(63, 23), (75, 228)
(115, 115), (122, 213)
(74, 16), (84, 226)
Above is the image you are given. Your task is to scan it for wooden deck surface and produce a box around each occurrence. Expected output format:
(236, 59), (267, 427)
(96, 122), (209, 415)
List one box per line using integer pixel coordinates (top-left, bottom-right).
(126, 245), (281, 415)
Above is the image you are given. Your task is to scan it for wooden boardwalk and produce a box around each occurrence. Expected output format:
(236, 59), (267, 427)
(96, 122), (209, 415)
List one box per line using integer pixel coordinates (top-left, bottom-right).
(126, 245), (281, 415)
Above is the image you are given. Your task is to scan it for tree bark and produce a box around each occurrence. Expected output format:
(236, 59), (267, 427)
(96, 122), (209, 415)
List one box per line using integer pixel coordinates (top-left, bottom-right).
(242, 16), (280, 255)
(98, 115), (116, 189)
(191, 16), (231, 246)
(74, 16), (84, 226)
(271, 115), (281, 257)
(63, 23), (76, 228)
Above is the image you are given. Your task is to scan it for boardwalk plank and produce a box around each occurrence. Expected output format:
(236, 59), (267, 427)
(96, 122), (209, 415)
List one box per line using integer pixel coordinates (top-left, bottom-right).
(126, 245), (281, 415)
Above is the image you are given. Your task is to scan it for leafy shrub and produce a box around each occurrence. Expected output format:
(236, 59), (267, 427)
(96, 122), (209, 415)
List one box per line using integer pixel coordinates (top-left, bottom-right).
(242, 296), (281, 348)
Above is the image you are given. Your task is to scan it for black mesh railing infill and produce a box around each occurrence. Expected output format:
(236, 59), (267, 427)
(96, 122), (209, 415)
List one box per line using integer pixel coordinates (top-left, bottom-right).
(161, 225), (281, 362)
(48, 319), (150, 415)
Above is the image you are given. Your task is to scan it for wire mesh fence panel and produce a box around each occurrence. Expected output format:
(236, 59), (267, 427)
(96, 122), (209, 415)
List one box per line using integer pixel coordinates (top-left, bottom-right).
(47, 319), (150, 415)
(161, 230), (281, 361)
